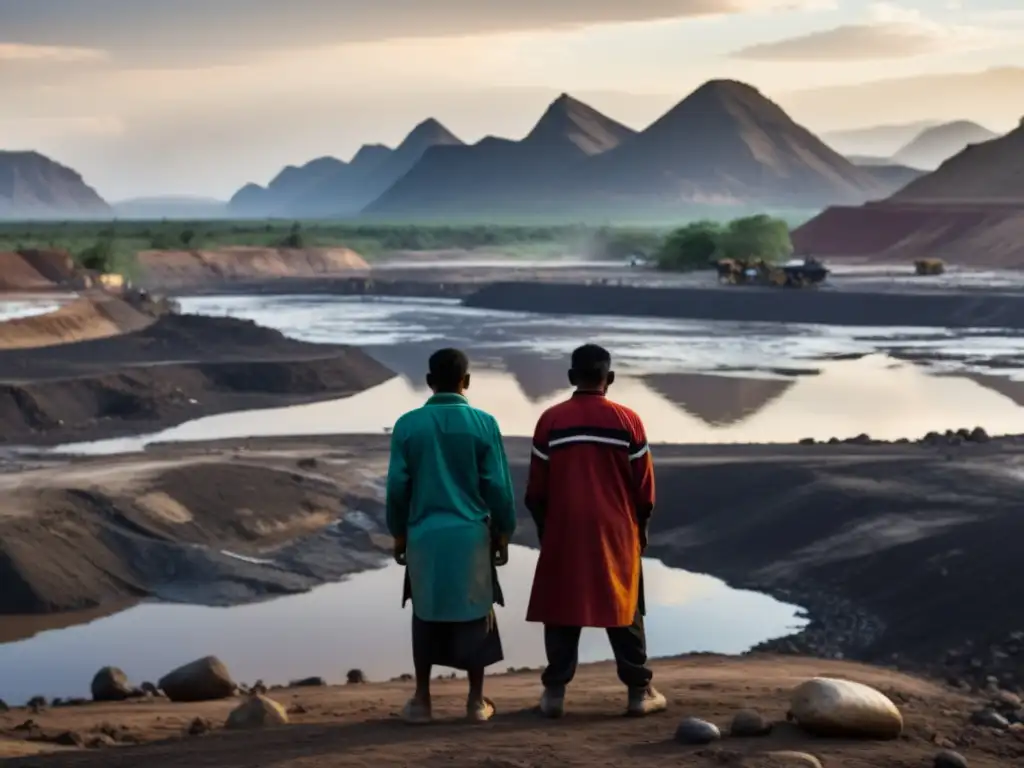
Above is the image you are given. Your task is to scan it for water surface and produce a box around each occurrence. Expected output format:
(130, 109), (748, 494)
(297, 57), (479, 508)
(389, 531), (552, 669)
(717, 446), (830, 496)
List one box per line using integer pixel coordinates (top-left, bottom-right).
(0, 546), (805, 703)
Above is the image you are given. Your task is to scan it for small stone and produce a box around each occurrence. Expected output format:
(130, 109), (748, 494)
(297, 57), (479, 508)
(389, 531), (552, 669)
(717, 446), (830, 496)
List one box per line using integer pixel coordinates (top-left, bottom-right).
(674, 717), (721, 745)
(225, 695), (289, 730)
(86, 734), (117, 749)
(49, 731), (85, 747)
(762, 751), (823, 767)
(346, 669), (366, 684)
(158, 656), (235, 702)
(934, 750), (969, 768)
(970, 709), (1009, 729)
(290, 676), (326, 688)
(993, 690), (1022, 711)
(729, 709), (772, 737)
(91, 666), (133, 702)
(186, 717), (213, 736)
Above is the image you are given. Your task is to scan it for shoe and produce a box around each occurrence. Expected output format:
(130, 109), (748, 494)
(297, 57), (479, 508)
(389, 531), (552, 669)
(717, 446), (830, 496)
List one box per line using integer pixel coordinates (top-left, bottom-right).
(467, 696), (496, 723)
(626, 685), (667, 717)
(539, 686), (566, 718)
(401, 697), (432, 724)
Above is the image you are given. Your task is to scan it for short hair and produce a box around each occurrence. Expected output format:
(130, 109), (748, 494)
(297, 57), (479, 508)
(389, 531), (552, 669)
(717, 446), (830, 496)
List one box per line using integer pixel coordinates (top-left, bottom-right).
(428, 347), (470, 390)
(570, 344), (611, 383)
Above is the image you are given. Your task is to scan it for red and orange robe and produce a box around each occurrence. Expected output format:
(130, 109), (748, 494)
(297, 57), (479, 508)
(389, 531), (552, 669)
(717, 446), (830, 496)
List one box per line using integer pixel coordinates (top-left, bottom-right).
(525, 391), (655, 628)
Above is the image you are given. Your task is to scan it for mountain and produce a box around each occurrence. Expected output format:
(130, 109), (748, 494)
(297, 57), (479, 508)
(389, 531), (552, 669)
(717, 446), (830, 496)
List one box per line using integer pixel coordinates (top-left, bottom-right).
(891, 121), (1000, 171)
(0, 151), (111, 220)
(227, 120), (461, 218)
(368, 81), (889, 218)
(113, 195), (227, 219)
(564, 80), (886, 208)
(822, 121), (938, 158)
(228, 155), (348, 217)
(642, 373), (794, 426)
(857, 163), (926, 189)
(364, 94), (635, 216)
(890, 119), (1024, 203)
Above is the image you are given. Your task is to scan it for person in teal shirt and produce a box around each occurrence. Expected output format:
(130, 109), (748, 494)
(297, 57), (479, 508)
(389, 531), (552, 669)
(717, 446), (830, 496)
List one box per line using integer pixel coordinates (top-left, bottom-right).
(386, 348), (516, 724)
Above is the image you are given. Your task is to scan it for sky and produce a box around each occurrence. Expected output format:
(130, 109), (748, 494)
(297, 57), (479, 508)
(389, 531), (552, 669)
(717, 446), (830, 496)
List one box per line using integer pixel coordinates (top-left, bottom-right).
(2, 0), (1022, 200)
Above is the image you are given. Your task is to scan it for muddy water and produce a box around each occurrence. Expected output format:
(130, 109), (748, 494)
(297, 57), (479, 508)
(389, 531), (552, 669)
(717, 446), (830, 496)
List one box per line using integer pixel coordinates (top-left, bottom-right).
(0, 546), (805, 703)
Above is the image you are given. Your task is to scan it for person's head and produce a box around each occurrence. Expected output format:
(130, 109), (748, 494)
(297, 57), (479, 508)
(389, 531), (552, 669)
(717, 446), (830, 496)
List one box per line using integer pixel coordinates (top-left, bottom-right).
(426, 347), (470, 394)
(569, 344), (614, 392)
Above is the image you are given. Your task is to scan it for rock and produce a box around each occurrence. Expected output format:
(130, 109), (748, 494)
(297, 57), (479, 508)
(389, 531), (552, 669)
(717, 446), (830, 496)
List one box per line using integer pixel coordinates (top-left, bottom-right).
(0, 699), (7, 712)
(49, 731), (85, 747)
(970, 708), (1009, 729)
(934, 750), (969, 768)
(730, 709), (772, 737)
(789, 677), (903, 739)
(140, 682), (161, 697)
(760, 752), (823, 767)
(346, 669), (366, 684)
(158, 656), (235, 702)
(297, 458), (318, 469)
(674, 717), (721, 745)
(186, 717), (213, 736)
(86, 734), (117, 749)
(993, 690), (1022, 711)
(91, 667), (133, 702)
(290, 676), (326, 688)
(225, 695), (289, 730)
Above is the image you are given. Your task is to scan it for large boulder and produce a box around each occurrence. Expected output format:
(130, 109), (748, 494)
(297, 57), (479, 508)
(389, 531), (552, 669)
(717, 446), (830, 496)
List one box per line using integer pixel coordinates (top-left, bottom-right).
(789, 677), (903, 739)
(90, 667), (133, 702)
(225, 695), (289, 730)
(158, 656), (235, 702)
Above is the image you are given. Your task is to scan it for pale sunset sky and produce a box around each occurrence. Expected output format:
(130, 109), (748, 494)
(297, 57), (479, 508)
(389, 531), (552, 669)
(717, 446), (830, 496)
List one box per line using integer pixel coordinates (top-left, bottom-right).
(1, 0), (1022, 200)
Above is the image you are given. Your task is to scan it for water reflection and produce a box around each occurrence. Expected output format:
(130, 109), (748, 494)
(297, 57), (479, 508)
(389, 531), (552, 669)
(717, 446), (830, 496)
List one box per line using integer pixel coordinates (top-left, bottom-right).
(59, 354), (1024, 455)
(0, 546), (804, 703)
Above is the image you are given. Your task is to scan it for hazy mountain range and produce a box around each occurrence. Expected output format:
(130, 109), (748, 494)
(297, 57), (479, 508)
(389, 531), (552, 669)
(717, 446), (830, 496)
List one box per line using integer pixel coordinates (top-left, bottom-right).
(0, 78), (1012, 221)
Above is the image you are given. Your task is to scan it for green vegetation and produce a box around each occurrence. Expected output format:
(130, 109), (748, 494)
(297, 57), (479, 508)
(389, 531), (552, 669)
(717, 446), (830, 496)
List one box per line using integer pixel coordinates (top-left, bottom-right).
(654, 215), (793, 272)
(0, 214), (804, 277)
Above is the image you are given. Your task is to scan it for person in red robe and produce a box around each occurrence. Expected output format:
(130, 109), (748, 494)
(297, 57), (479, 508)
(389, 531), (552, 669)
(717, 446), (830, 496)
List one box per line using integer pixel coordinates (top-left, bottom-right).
(525, 343), (666, 718)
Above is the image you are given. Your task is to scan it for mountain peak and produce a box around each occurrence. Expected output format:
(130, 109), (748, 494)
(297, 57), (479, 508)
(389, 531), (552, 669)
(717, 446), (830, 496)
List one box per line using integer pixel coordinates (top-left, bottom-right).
(525, 93), (636, 155)
(400, 118), (462, 150)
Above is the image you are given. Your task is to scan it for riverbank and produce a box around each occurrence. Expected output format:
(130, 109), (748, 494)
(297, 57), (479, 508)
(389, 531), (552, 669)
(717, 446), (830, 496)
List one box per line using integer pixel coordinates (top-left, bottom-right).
(2, 655), (1019, 767)
(0, 313), (393, 445)
(4, 435), (1024, 698)
(465, 280), (1024, 329)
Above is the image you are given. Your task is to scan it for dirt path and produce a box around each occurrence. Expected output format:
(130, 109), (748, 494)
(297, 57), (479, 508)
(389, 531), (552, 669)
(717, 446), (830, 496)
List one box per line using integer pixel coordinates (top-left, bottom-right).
(1, 656), (1019, 767)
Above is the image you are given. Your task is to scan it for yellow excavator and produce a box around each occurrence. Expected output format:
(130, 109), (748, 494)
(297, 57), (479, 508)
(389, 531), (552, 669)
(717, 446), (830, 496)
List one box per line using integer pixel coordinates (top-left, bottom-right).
(715, 257), (828, 288)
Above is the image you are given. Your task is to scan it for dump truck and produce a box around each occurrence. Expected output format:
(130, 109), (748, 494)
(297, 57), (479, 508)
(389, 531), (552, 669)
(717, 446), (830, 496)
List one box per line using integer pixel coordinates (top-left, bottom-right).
(914, 258), (945, 276)
(715, 257), (828, 288)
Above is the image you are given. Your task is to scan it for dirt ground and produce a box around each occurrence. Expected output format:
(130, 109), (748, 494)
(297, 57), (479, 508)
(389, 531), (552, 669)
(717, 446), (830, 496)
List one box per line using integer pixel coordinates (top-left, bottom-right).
(0, 293), (154, 350)
(1, 656), (1020, 767)
(0, 313), (393, 445)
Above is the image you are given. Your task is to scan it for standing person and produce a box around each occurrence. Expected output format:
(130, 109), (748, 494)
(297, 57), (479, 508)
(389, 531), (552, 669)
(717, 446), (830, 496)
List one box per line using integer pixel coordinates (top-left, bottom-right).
(386, 348), (517, 724)
(525, 343), (665, 718)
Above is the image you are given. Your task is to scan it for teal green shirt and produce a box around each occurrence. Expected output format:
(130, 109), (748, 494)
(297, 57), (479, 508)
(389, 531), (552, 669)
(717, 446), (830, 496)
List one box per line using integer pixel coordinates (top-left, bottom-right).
(385, 392), (516, 622)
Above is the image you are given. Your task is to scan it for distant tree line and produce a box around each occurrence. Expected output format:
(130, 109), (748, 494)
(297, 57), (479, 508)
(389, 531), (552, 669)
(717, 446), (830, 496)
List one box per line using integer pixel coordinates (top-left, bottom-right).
(654, 215), (792, 272)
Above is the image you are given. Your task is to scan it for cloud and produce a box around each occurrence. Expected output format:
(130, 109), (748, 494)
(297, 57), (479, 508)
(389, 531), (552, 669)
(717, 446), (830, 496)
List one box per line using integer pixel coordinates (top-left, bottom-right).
(0, 43), (107, 62)
(0, 0), (829, 64)
(731, 2), (1005, 61)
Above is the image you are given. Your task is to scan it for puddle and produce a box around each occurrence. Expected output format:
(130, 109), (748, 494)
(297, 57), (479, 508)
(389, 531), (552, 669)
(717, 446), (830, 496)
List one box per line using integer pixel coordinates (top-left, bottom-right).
(57, 354), (1024, 455)
(0, 546), (805, 703)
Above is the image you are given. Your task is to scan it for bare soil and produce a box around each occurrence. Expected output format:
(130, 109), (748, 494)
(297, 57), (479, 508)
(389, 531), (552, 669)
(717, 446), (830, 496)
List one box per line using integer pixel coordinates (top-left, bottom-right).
(0, 294), (154, 350)
(1, 656), (1020, 767)
(0, 313), (393, 445)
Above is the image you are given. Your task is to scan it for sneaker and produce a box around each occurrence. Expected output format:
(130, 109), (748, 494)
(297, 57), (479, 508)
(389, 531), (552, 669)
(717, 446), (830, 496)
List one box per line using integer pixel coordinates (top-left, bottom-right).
(626, 685), (667, 717)
(539, 686), (566, 718)
(467, 696), (496, 723)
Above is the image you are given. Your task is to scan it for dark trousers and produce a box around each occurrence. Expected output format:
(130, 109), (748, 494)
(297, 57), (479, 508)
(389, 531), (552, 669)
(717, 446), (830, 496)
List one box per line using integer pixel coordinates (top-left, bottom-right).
(541, 609), (653, 690)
